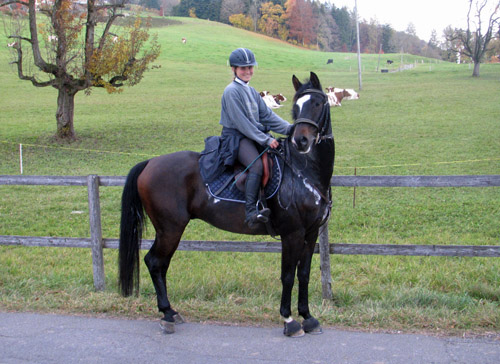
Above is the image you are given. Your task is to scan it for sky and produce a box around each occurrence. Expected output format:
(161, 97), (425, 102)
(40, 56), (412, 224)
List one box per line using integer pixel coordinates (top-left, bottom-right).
(330, 0), (473, 41)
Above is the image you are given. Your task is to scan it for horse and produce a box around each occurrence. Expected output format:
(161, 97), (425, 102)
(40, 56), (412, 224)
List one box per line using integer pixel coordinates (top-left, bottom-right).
(118, 72), (335, 337)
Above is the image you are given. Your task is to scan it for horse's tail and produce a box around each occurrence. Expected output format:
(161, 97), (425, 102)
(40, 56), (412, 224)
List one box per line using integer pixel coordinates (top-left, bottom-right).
(119, 160), (149, 297)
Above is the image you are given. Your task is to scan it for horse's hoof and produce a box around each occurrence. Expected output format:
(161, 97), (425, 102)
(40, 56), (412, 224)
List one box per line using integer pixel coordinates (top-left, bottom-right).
(173, 313), (185, 324)
(160, 319), (175, 334)
(283, 320), (305, 337)
(302, 317), (323, 335)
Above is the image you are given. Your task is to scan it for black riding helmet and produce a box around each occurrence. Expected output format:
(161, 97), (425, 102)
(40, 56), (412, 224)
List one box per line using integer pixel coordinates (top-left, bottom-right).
(229, 48), (258, 67)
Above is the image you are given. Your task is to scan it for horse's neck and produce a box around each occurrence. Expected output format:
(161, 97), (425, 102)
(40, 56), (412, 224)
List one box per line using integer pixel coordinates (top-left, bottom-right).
(288, 139), (334, 190)
(314, 140), (335, 188)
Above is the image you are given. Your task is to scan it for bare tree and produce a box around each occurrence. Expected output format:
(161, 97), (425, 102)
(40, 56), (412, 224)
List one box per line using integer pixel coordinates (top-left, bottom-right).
(220, 0), (244, 24)
(1, 0), (160, 141)
(445, 0), (500, 77)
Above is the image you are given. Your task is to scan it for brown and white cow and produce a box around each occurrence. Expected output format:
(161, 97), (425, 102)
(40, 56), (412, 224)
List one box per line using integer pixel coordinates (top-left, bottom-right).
(325, 86), (359, 106)
(260, 91), (286, 109)
(273, 93), (287, 105)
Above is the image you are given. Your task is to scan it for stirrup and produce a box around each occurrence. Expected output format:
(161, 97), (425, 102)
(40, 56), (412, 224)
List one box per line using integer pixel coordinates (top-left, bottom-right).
(257, 207), (271, 222)
(246, 208), (270, 228)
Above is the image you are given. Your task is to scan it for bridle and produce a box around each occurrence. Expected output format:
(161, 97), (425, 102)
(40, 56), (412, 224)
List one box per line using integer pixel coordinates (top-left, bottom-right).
(293, 88), (333, 144)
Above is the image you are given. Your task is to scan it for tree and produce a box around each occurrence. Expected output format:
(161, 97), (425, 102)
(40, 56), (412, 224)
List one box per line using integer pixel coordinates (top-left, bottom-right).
(445, 0), (500, 77)
(229, 12), (253, 30)
(313, 2), (338, 51)
(220, 0), (245, 24)
(381, 24), (395, 53)
(248, 0), (261, 32)
(406, 22), (417, 37)
(258, 1), (285, 38)
(173, 0), (221, 20)
(1, 0), (160, 141)
(428, 29), (439, 47)
(331, 5), (354, 51)
(285, 0), (316, 46)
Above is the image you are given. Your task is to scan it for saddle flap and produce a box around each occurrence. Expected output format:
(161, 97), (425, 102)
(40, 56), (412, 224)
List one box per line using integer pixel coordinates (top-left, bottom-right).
(235, 152), (273, 192)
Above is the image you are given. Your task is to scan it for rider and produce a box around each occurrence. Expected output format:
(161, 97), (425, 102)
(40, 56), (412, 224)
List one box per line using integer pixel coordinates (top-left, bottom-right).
(219, 48), (292, 228)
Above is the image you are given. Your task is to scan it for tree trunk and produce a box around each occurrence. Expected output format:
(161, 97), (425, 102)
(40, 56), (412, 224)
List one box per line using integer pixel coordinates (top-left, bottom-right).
(55, 88), (77, 140)
(472, 61), (481, 77)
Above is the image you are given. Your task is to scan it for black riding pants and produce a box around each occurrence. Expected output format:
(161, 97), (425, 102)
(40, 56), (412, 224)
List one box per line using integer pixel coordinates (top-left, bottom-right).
(238, 138), (263, 176)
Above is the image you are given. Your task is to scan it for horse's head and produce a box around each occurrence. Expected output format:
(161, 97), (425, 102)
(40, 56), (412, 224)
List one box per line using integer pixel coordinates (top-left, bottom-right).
(291, 72), (330, 154)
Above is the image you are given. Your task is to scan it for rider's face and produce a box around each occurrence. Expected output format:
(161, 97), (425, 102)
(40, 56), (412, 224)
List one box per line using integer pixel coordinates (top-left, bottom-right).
(233, 66), (254, 82)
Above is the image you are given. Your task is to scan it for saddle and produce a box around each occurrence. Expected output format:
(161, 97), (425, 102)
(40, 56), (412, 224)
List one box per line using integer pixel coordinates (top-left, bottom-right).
(233, 152), (272, 192)
(206, 152), (282, 203)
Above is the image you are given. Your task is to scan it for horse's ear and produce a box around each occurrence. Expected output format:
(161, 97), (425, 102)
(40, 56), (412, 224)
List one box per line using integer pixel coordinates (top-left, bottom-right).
(292, 75), (302, 91)
(310, 72), (321, 90)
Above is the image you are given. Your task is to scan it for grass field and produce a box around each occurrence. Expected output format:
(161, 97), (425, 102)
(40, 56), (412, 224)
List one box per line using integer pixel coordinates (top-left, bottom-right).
(1, 17), (499, 336)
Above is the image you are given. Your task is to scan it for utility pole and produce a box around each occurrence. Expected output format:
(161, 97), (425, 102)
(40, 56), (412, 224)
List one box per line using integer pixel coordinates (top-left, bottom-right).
(355, 0), (362, 90)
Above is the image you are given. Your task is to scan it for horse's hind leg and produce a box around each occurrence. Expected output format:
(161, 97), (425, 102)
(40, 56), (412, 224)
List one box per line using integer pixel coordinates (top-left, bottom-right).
(144, 228), (186, 333)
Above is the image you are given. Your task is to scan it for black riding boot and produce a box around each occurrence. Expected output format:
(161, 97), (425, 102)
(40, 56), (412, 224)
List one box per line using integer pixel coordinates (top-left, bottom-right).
(245, 172), (270, 228)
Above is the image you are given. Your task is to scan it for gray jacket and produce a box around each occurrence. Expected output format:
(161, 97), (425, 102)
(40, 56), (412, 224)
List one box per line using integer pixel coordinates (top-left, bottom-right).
(219, 79), (292, 146)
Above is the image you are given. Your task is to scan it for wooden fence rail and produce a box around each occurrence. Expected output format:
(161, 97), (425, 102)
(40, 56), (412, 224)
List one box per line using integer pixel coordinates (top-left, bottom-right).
(1, 174), (499, 298)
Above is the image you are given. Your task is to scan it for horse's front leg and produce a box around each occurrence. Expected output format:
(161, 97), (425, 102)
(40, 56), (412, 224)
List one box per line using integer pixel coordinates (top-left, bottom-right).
(297, 231), (322, 334)
(280, 232), (305, 337)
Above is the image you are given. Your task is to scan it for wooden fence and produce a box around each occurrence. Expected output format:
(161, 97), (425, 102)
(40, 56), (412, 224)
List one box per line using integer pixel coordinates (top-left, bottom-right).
(1, 174), (499, 299)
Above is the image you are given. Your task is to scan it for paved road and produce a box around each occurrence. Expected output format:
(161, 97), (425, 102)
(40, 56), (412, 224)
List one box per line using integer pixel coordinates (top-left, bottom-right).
(0, 312), (499, 364)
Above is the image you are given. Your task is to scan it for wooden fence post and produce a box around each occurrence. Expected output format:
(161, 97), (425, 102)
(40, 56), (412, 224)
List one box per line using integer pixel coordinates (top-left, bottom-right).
(319, 225), (333, 300)
(87, 175), (105, 291)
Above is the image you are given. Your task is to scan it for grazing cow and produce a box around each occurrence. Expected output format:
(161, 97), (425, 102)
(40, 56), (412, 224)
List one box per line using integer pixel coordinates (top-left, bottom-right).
(182, 37), (187, 44)
(387, 60), (394, 64)
(326, 59), (333, 64)
(260, 91), (282, 109)
(325, 87), (360, 106)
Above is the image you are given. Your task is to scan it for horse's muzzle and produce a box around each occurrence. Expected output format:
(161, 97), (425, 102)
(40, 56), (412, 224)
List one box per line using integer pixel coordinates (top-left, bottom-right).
(291, 123), (318, 154)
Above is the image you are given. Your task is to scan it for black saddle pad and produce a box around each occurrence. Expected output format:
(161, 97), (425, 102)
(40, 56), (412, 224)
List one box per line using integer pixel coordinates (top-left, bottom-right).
(207, 154), (283, 203)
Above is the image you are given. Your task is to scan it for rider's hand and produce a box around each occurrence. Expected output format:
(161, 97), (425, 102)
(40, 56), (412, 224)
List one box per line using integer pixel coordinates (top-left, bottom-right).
(269, 139), (279, 149)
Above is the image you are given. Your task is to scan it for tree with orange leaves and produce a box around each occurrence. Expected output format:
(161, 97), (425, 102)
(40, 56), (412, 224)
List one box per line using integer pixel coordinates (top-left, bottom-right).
(284, 0), (316, 46)
(0, 0), (160, 141)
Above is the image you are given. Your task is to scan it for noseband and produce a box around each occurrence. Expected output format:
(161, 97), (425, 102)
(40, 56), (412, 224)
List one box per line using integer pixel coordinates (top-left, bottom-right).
(293, 89), (332, 143)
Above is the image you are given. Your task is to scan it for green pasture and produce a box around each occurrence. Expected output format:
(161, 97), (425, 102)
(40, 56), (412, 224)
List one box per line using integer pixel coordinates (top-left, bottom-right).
(1, 17), (499, 335)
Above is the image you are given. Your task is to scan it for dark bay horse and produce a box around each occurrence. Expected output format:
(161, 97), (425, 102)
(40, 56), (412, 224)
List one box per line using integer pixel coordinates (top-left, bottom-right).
(119, 72), (335, 337)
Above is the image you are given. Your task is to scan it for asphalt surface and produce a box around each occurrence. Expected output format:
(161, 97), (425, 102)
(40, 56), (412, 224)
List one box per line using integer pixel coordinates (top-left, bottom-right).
(0, 312), (499, 364)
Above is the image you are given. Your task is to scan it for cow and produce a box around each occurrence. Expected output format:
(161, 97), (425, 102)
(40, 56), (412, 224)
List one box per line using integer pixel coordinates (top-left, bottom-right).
(325, 87), (360, 106)
(338, 88), (360, 101)
(325, 87), (340, 107)
(260, 91), (282, 109)
(387, 60), (394, 64)
(182, 37), (187, 44)
(273, 93), (287, 105)
(326, 58), (333, 64)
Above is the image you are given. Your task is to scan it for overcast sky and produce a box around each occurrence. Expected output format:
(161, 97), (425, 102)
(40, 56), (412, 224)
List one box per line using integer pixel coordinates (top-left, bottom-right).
(331, 0), (474, 41)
